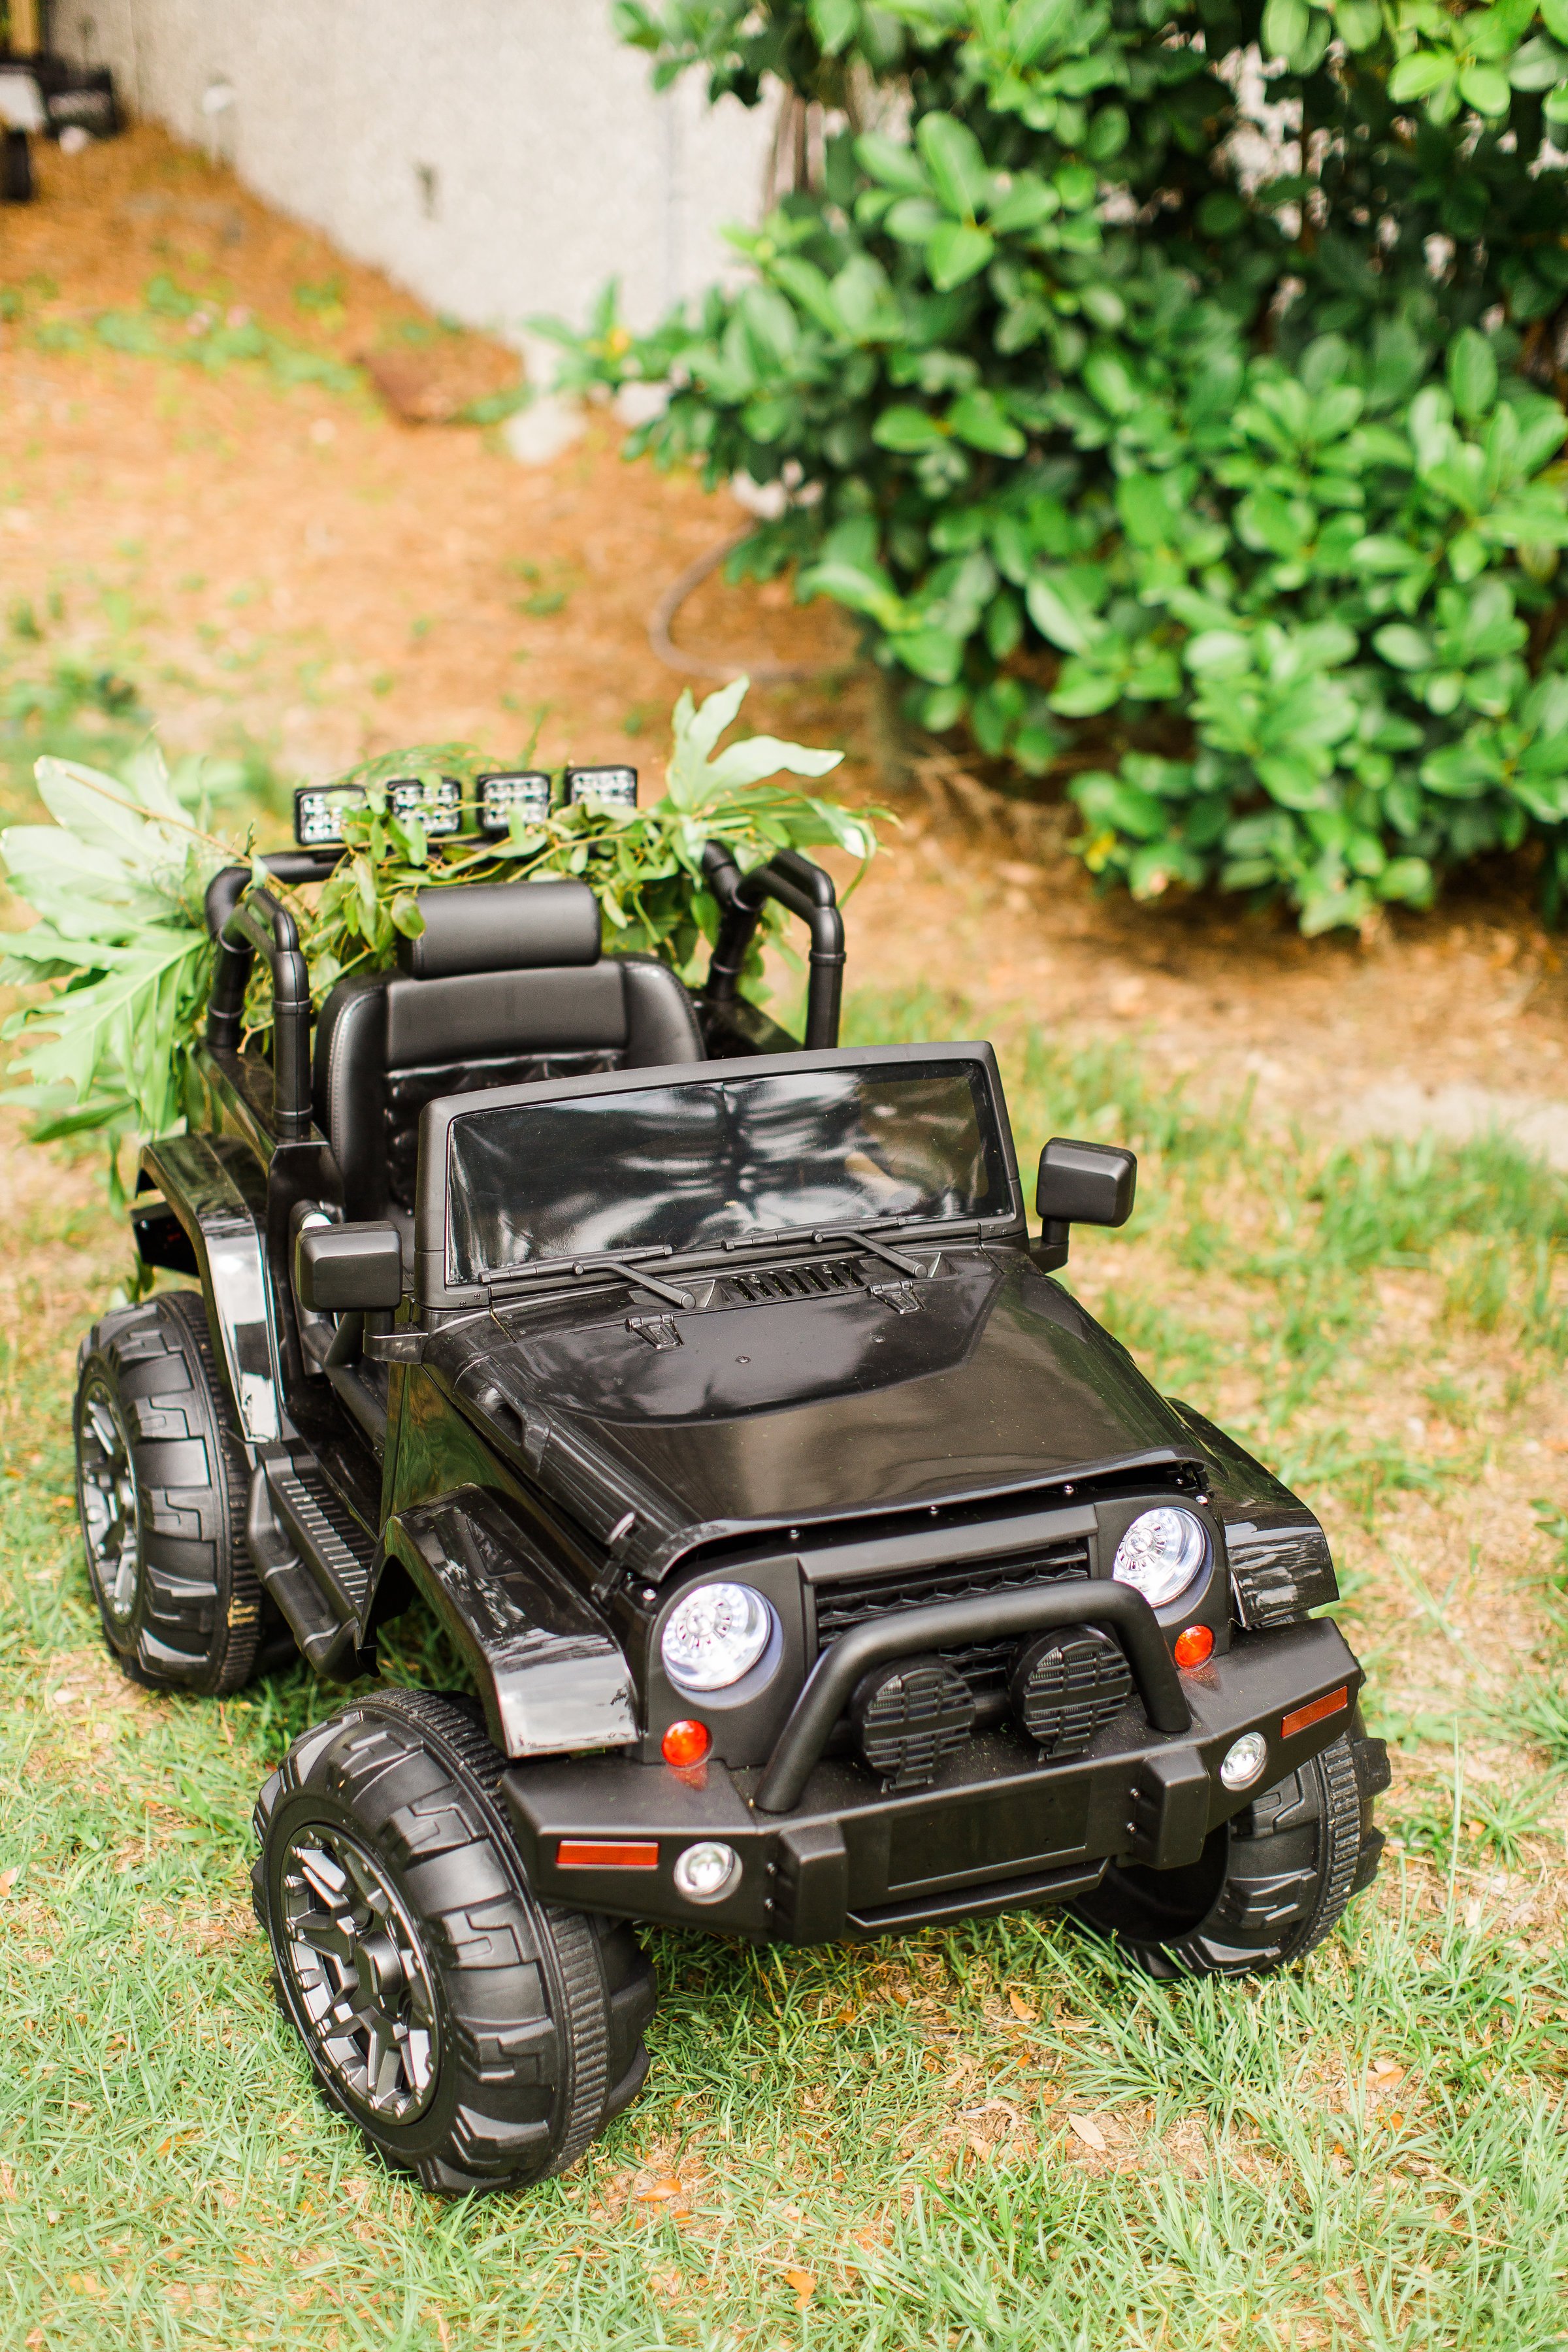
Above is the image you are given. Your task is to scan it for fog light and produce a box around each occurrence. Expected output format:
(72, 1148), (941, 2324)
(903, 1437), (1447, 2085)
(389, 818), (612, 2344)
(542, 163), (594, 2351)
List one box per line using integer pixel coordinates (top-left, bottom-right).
(1173, 1624), (1215, 1671)
(1220, 1731), (1269, 1791)
(672, 1840), (740, 1903)
(661, 1718), (711, 1769)
(1009, 1624), (1132, 1758)
(851, 1655), (975, 1790)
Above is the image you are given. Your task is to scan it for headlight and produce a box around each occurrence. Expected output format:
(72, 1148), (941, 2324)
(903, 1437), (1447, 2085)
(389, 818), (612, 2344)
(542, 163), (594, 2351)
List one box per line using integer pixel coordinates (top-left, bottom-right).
(661, 1582), (774, 1693)
(1111, 1507), (1207, 1609)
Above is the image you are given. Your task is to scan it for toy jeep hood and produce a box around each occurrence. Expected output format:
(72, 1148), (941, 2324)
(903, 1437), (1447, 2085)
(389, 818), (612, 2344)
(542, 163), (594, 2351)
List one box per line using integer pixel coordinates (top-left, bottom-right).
(436, 1243), (1195, 1580)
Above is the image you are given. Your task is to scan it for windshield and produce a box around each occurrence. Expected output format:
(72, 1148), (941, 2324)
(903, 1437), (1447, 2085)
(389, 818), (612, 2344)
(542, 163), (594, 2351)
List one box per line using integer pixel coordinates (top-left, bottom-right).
(445, 1060), (1011, 1283)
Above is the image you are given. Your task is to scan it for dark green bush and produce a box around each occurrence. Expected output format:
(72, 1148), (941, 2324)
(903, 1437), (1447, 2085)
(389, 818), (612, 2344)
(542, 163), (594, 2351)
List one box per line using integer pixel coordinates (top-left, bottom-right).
(544, 0), (1568, 931)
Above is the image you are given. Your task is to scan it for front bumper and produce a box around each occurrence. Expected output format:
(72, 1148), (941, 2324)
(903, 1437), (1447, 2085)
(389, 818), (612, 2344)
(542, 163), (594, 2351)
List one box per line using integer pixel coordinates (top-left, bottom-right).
(500, 1619), (1362, 1942)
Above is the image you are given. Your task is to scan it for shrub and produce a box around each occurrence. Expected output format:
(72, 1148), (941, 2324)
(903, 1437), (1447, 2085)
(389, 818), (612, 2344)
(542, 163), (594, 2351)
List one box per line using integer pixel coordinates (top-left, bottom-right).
(544, 0), (1568, 932)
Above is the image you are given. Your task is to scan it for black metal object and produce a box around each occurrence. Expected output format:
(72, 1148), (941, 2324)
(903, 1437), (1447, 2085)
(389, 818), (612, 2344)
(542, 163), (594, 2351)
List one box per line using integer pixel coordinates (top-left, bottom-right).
(756, 1580), (1191, 1815)
(702, 841), (845, 1049)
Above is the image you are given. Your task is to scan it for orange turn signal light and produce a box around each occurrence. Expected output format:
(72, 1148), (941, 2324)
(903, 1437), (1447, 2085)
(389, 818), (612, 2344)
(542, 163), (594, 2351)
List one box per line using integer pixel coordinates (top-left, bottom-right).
(1281, 1685), (1349, 1740)
(557, 1840), (659, 1869)
(661, 1719), (711, 1769)
(1173, 1624), (1215, 1671)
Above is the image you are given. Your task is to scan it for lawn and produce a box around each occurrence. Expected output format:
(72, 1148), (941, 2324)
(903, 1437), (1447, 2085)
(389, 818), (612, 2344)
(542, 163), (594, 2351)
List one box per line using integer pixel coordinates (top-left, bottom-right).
(2, 995), (1566, 2351)
(4, 120), (1568, 2352)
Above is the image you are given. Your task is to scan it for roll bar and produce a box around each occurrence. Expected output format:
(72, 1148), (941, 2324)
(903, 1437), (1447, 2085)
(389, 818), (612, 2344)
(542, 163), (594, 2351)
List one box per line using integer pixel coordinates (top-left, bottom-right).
(203, 856), (327, 1140)
(701, 841), (845, 1050)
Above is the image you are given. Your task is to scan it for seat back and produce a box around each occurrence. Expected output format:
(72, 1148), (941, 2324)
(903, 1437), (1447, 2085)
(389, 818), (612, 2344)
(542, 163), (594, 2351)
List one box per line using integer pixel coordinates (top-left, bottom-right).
(313, 879), (705, 1218)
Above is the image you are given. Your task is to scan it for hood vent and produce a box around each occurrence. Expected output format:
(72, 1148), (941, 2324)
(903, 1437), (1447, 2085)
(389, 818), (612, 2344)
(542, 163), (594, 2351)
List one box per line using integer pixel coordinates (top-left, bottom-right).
(720, 1258), (868, 1306)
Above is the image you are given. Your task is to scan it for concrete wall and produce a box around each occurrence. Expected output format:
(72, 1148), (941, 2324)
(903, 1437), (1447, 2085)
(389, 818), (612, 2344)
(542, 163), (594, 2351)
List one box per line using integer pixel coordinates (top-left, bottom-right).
(51, 1), (776, 352)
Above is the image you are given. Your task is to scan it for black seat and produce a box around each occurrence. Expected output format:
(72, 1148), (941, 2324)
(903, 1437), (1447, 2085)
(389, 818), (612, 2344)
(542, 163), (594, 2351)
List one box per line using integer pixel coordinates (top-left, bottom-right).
(312, 878), (705, 1221)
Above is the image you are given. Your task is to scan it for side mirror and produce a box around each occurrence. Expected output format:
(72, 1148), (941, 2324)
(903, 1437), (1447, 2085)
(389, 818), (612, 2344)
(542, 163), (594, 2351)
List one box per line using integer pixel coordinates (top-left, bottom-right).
(296, 1220), (404, 1313)
(1036, 1137), (1137, 1251)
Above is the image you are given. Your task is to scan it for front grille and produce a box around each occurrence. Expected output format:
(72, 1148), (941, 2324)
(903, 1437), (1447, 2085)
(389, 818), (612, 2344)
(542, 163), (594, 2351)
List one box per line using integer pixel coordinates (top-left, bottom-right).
(814, 1543), (1092, 1704)
(721, 1258), (868, 1305)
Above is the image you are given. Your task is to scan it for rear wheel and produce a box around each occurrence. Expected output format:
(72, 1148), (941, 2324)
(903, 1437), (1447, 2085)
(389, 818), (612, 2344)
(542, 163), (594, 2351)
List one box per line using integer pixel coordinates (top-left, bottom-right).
(74, 1292), (266, 1695)
(252, 1690), (656, 2195)
(1072, 1715), (1389, 1978)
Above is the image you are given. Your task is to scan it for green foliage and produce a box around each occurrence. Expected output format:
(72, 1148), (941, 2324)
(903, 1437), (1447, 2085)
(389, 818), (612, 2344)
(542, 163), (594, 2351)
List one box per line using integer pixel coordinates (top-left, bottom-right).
(0, 680), (874, 1154)
(0, 751), (230, 1149)
(553, 0), (1568, 930)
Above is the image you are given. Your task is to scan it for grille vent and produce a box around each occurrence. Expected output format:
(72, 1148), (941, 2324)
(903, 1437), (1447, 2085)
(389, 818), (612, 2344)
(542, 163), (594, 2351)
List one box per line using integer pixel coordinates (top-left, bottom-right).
(721, 1258), (868, 1306)
(815, 1543), (1092, 1705)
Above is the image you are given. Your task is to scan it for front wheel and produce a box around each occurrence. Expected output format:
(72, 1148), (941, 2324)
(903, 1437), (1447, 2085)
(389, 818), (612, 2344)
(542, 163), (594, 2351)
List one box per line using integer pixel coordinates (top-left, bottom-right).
(252, 1690), (656, 2195)
(1072, 1715), (1389, 1978)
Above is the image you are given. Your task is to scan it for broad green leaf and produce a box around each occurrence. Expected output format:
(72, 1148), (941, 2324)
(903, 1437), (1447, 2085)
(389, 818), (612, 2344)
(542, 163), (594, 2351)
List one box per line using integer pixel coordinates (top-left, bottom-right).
(1459, 61), (1511, 113)
(1373, 624), (1433, 670)
(927, 222), (995, 289)
(872, 404), (950, 451)
(1509, 33), (1568, 86)
(1447, 327), (1498, 423)
(1336, 0), (1382, 49)
(1025, 571), (1104, 653)
(915, 113), (993, 223)
(892, 626), (967, 683)
(947, 391), (1026, 455)
(987, 173), (1059, 235)
(808, 0), (860, 53)
(853, 133), (929, 197)
(1262, 0), (1309, 57)
(1388, 49), (1458, 100)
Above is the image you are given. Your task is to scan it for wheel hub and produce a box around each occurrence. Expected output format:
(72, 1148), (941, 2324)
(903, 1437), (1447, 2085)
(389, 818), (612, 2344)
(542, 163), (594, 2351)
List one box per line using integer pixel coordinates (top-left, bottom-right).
(77, 1380), (140, 1625)
(278, 1823), (440, 2123)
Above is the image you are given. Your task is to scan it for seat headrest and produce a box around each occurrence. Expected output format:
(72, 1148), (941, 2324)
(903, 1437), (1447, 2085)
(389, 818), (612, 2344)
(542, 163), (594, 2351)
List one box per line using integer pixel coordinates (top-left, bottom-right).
(395, 879), (602, 979)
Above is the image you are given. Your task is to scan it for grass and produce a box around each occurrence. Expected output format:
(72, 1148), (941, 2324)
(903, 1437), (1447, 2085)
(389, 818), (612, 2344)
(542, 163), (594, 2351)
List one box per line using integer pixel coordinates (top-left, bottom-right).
(1, 988), (1567, 2347)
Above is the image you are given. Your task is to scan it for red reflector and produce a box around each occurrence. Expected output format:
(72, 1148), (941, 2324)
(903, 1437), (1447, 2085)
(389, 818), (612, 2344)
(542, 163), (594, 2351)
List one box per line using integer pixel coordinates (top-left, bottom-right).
(556, 1840), (659, 1869)
(1281, 1685), (1349, 1740)
(1173, 1624), (1215, 1671)
(661, 1718), (711, 1769)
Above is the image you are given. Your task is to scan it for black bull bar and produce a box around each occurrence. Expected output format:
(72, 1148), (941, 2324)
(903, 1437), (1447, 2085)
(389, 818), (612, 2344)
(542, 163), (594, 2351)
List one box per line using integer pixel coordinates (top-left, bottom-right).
(755, 1579), (1192, 1813)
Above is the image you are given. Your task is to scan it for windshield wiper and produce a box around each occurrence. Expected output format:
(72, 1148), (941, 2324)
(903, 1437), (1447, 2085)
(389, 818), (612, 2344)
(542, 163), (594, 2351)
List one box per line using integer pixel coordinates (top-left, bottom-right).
(810, 1222), (926, 1277)
(491, 1246), (695, 1311)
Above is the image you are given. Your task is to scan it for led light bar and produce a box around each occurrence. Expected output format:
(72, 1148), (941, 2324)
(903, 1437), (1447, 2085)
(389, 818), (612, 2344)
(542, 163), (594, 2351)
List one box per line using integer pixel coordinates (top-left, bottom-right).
(477, 769), (553, 836)
(384, 775), (463, 836)
(566, 764), (638, 811)
(293, 784), (370, 847)
(293, 776), (465, 847)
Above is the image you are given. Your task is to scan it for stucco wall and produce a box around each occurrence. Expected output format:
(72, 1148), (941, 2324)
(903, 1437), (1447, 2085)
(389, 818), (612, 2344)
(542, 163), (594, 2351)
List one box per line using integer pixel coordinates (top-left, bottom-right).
(52, 1), (774, 351)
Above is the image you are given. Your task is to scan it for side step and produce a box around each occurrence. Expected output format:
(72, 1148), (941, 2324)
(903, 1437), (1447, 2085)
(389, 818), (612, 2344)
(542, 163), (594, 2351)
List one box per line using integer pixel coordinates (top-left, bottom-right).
(246, 1448), (377, 1675)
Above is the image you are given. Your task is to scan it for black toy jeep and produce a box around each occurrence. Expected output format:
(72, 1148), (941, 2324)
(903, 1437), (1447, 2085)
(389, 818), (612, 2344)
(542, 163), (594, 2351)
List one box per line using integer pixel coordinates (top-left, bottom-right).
(73, 825), (1387, 2195)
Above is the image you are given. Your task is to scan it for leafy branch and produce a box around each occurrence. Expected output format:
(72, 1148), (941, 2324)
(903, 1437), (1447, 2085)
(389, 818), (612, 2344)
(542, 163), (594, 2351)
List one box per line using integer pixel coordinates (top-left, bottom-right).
(0, 681), (881, 1160)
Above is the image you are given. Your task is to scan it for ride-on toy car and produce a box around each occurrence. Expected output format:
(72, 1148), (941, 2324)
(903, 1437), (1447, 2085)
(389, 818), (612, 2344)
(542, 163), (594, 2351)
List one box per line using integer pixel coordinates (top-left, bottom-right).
(73, 808), (1387, 2194)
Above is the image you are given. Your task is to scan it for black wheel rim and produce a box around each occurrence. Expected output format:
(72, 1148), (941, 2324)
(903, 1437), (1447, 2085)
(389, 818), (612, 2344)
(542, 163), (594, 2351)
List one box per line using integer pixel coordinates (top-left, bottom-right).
(77, 1377), (141, 1628)
(278, 1821), (441, 2124)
